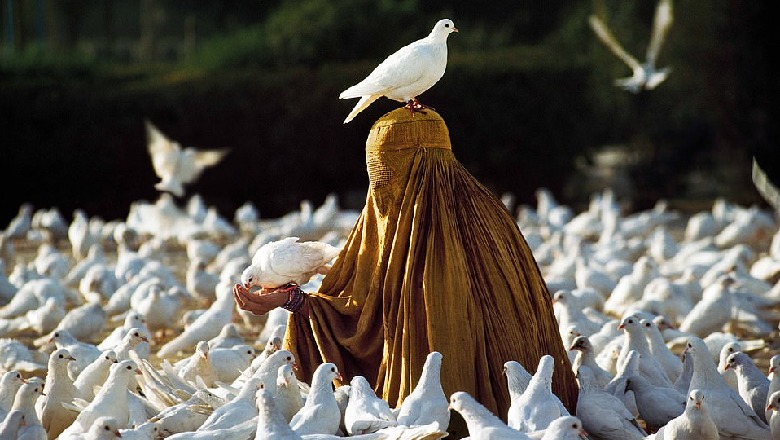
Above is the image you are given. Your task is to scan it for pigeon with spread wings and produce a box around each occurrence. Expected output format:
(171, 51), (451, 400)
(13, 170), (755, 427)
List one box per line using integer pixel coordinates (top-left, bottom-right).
(589, 0), (673, 93)
(145, 120), (228, 197)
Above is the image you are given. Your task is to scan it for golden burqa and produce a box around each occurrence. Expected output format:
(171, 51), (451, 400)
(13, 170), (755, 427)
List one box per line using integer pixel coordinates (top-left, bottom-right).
(285, 108), (578, 421)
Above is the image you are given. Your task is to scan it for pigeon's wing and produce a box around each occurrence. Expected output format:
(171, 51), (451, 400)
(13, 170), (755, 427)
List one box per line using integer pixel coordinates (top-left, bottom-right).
(645, 0), (673, 65)
(752, 157), (780, 213)
(588, 15), (642, 70)
(251, 237), (300, 266)
(177, 148), (229, 185)
(339, 43), (435, 99)
(145, 120), (180, 180)
(269, 241), (338, 280)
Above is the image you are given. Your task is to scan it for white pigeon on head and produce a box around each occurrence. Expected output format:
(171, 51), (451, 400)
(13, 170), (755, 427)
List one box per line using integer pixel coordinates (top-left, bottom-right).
(241, 237), (340, 292)
(339, 19), (458, 123)
(145, 120), (228, 198)
(588, 0), (673, 93)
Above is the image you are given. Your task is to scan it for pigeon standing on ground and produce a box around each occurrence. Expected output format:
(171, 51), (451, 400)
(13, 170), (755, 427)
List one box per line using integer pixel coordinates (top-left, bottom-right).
(0, 370), (26, 419)
(649, 389), (719, 440)
(344, 375), (397, 435)
(0, 410), (26, 439)
(74, 350), (118, 401)
(540, 416), (589, 440)
(767, 355), (780, 423)
(570, 335), (613, 389)
(448, 391), (530, 439)
(765, 390), (780, 439)
(197, 377), (261, 432)
(575, 366), (647, 440)
(588, 0), (673, 93)
(41, 349), (79, 439)
(275, 363), (304, 423)
(61, 360), (140, 436)
(507, 355), (568, 432)
(624, 374), (685, 431)
(725, 351), (770, 424)
(145, 120), (229, 198)
(290, 362), (342, 436)
(684, 337), (770, 439)
(396, 351), (450, 429)
(339, 19), (458, 123)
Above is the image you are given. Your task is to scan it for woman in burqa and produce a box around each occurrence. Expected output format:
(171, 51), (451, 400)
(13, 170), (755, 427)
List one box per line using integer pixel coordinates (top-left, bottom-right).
(234, 108), (578, 427)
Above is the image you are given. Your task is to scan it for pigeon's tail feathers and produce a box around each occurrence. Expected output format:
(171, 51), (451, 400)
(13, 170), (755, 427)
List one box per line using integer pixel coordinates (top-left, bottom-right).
(343, 95), (381, 124)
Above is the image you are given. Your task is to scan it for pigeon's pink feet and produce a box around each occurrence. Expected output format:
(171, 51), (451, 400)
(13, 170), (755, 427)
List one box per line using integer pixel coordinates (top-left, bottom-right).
(404, 98), (433, 117)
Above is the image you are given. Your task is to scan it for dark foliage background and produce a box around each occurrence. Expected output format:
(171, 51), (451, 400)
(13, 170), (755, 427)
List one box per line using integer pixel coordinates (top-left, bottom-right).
(0, 0), (776, 225)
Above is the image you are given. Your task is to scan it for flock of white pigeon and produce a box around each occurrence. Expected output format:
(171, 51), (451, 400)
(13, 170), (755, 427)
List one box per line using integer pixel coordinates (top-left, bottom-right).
(1, 186), (780, 440)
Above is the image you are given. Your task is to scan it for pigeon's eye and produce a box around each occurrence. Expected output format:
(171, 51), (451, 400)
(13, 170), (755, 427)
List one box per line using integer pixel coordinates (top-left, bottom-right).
(54, 332), (60, 337)
(689, 396), (693, 400)
(628, 319), (633, 324)
(287, 356), (292, 361)
(445, 23), (450, 28)
(260, 383), (265, 389)
(126, 365), (132, 370)
(687, 343), (692, 348)
(105, 426), (110, 431)
(16, 373), (21, 379)
(331, 367), (336, 372)
(644, 323), (650, 327)
(572, 423), (578, 429)
(248, 350), (253, 354)
(58, 354), (64, 359)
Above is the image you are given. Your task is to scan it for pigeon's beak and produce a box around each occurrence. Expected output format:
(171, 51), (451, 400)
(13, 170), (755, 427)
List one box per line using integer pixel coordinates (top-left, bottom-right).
(768, 403), (776, 411)
(723, 364), (730, 371)
(115, 431), (122, 438)
(141, 336), (149, 343)
(617, 323), (625, 329)
(135, 368), (142, 375)
(292, 362), (299, 371)
(336, 372), (343, 382)
(579, 429), (589, 439)
(771, 366), (776, 374)
(452, 27), (459, 33)
(67, 356), (76, 361)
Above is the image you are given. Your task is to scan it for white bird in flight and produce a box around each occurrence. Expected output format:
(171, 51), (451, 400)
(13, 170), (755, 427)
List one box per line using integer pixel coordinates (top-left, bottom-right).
(145, 120), (229, 197)
(589, 0), (673, 93)
(339, 18), (458, 123)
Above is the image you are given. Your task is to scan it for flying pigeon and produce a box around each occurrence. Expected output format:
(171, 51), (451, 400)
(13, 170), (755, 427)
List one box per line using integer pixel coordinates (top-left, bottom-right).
(339, 19), (458, 123)
(588, 0), (673, 93)
(145, 120), (228, 197)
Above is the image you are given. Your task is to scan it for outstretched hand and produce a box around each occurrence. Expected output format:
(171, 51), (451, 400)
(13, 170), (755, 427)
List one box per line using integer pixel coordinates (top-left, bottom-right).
(233, 283), (288, 316)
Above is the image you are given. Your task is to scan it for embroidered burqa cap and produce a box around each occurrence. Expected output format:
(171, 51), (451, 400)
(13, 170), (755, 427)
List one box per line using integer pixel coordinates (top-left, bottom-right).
(285, 108), (578, 420)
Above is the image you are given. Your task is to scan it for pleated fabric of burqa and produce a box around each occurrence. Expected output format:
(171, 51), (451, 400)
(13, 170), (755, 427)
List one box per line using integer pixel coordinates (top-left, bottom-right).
(285, 108), (578, 422)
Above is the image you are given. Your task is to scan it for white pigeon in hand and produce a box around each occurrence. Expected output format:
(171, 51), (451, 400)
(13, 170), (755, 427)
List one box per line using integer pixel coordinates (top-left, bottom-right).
(588, 0), (673, 93)
(290, 362), (342, 436)
(339, 19), (458, 123)
(344, 375), (397, 435)
(241, 237), (340, 292)
(396, 351), (450, 429)
(145, 120), (229, 198)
